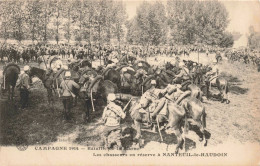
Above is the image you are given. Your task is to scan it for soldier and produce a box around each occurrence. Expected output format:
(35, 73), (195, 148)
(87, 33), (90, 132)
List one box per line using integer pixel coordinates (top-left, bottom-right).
(59, 71), (80, 120)
(151, 84), (183, 120)
(17, 65), (31, 109)
(102, 93), (126, 149)
(135, 63), (147, 80)
(173, 61), (190, 84)
(140, 80), (168, 131)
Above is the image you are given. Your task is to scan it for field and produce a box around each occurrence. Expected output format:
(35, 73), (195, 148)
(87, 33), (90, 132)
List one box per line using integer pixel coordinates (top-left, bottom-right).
(0, 53), (260, 156)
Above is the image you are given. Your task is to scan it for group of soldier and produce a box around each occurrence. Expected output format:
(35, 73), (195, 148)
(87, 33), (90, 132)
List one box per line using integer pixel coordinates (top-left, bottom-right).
(0, 42), (238, 63)
(4, 41), (260, 150)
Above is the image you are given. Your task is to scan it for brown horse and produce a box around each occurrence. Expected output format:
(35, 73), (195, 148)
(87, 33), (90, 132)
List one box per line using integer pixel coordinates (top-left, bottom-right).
(78, 74), (118, 121)
(1, 63), (20, 100)
(129, 86), (207, 153)
(205, 76), (230, 104)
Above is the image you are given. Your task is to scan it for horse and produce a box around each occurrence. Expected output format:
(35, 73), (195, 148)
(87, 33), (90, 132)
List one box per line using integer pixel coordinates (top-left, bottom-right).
(204, 75), (229, 104)
(28, 67), (80, 107)
(1, 63), (20, 100)
(78, 74), (118, 121)
(101, 67), (121, 89)
(69, 59), (92, 73)
(129, 85), (207, 153)
(181, 80), (203, 101)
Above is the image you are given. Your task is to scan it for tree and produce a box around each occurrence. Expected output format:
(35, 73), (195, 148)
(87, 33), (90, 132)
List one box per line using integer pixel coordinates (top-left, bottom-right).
(167, 0), (230, 46)
(111, 0), (127, 48)
(25, 0), (44, 43)
(61, 0), (73, 43)
(218, 32), (234, 48)
(0, 1), (13, 42)
(38, 0), (55, 43)
(51, 0), (63, 44)
(8, 0), (26, 43)
(248, 26), (260, 49)
(126, 1), (167, 46)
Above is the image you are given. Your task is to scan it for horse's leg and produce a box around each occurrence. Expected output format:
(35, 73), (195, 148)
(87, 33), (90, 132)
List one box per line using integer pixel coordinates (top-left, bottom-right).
(8, 85), (11, 100)
(134, 120), (142, 140)
(132, 119), (144, 148)
(83, 99), (90, 122)
(11, 85), (14, 101)
(173, 125), (184, 154)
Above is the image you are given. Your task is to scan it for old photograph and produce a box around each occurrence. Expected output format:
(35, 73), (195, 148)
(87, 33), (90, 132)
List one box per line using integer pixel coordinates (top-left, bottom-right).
(0, 0), (259, 165)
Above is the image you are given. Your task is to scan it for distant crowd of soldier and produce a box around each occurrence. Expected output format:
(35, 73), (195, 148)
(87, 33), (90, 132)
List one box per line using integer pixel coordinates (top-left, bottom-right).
(1, 42), (236, 63)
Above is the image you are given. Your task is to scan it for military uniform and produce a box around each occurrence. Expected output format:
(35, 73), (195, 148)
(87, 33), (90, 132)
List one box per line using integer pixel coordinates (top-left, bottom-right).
(18, 69), (30, 109)
(102, 94), (126, 149)
(60, 71), (80, 119)
(137, 81), (167, 123)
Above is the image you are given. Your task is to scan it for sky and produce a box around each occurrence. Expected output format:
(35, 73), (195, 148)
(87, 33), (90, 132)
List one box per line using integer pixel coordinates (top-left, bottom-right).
(123, 0), (260, 35)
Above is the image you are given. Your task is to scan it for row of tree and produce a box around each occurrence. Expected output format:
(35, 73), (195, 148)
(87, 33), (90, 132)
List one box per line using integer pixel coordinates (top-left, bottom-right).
(0, 0), (127, 45)
(248, 26), (260, 50)
(0, 0), (234, 48)
(127, 0), (234, 48)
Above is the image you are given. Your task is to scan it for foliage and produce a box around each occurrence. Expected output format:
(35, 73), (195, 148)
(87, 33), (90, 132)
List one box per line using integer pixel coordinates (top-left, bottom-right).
(0, 0), (234, 47)
(167, 0), (231, 47)
(248, 26), (260, 50)
(218, 32), (234, 48)
(126, 1), (167, 46)
(0, 0), (128, 44)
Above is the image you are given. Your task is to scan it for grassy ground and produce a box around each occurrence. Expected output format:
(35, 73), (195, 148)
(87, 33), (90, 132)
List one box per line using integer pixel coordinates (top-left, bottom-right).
(0, 53), (259, 152)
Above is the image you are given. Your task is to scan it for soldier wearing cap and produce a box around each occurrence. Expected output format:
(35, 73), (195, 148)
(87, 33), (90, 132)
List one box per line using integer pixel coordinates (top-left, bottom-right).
(17, 65), (31, 109)
(135, 62), (147, 80)
(139, 80), (168, 130)
(59, 70), (80, 120)
(172, 61), (190, 83)
(102, 93), (126, 149)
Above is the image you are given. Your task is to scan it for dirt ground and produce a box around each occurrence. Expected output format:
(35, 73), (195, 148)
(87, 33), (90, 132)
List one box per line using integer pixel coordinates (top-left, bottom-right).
(0, 53), (259, 153)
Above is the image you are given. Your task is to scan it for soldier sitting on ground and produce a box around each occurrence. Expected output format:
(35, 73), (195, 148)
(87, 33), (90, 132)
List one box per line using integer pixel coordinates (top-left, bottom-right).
(102, 93), (126, 149)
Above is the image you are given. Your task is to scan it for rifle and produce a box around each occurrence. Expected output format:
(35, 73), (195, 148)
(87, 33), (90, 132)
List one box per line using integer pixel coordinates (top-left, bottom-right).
(123, 98), (133, 112)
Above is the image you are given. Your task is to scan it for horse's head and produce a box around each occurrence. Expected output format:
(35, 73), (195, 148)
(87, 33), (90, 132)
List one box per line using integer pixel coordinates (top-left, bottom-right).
(28, 67), (46, 80)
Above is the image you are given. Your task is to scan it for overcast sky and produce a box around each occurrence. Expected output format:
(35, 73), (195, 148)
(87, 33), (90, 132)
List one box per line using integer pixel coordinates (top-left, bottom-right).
(123, 0), (260, 35)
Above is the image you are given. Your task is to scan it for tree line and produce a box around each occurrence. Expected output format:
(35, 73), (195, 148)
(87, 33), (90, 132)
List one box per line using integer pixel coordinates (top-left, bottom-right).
(248, 26), (260, 50)
(0, 0), (127, 46)
(0, 0), (234, 48)
(127, 0), (233, 48)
